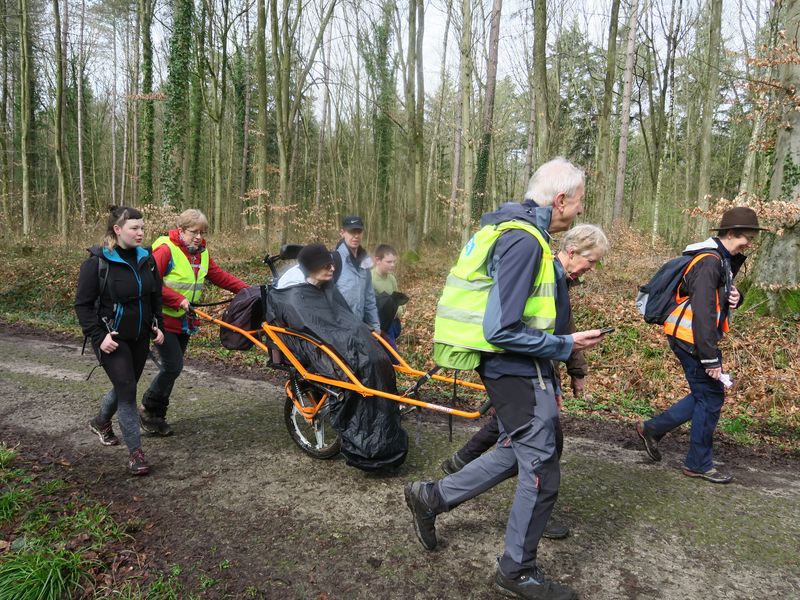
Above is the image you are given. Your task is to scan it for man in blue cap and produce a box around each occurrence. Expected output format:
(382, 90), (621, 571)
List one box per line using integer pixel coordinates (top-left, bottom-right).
(335, 215), (381, 330)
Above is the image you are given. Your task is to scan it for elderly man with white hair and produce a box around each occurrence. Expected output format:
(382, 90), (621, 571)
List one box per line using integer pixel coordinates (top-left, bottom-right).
(437, 223), (609, 538)
(405, 158), (607, 600)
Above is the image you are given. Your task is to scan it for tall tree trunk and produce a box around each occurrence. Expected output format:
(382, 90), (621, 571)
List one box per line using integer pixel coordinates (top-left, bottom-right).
(111, 21), (118, 205)
(18, 0), (32, 234)
(189, 1), (206, 206)
(459, 0), (474, 242)
(161, 0), (194, 206)
(424, 0), (452, 236)
(53, 0), (69, 239)
(405, 0), (418, 248)
(76, 0), (87, 223)
(752, 0), (800, 316)
(652, 0), (682, 245)
(239, 8), (252, 230)
(405, 0), (425, 250)
(448, 101), (463, 231)
(271, 0), (336, 242)
(370, 0), (395, 234)
(532, 0), (549, 166)
(471, 0), (502, 220)
(139, 0), (155, 204)
(256, 0), (269, 247)
(0, 0), (10, 223)
(695, 0), (723, 235)
(740, 2), (777, 195)
(314, 37), (330, 210)
(612, 0), (639, 223)
(414, 0), (425, 246)
(593, 0), (620, 222)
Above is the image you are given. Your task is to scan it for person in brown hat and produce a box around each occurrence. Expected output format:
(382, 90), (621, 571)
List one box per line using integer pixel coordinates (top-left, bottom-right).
(636, 207), (765, 483)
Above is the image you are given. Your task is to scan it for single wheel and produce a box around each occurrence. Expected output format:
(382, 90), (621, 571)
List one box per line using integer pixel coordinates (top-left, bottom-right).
(283, 383), (341, 459)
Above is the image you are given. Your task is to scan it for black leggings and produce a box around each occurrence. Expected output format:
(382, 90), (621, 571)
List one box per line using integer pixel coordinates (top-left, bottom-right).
(98, 336), (150, 452)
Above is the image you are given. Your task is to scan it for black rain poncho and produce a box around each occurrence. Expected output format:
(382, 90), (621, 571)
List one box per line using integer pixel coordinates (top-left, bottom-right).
(266, 270), (408, 471)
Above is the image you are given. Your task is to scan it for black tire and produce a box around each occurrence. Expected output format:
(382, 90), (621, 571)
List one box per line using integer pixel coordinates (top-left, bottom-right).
(283, 384), (341, 459)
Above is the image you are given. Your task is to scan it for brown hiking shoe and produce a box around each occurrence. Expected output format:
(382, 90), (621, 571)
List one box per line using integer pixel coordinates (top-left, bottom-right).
(128, 449), (150, 476)
(89, 417), (120, 446)
(139, 408), (174, 436)
(682, 466), (733, 484)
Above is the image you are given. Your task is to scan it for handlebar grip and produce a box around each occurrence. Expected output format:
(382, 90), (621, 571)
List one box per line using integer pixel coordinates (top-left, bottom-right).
(477, 399), (493, 416)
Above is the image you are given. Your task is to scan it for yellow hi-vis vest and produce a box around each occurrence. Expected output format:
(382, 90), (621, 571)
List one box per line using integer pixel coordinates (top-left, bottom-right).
(663, 253), (729, 344)
(153, 236), (209, 318)
(432, 220), (556, 370)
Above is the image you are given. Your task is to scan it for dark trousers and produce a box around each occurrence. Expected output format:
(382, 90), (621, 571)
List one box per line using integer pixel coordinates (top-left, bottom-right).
(142, 331), (190, 418)
(645, 343), (725, 472)
(459, 413), (564, 465)
(97, 336), (150, 452)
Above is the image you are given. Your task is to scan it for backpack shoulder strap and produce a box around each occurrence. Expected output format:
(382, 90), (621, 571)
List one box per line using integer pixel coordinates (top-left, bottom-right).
(676, 252), (721, 302)
(97, 259), (110, 302)
(332, 250), (343, 284)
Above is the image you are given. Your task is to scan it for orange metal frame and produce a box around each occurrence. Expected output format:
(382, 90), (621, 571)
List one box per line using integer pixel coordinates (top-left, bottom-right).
(193, 308), (486, 420)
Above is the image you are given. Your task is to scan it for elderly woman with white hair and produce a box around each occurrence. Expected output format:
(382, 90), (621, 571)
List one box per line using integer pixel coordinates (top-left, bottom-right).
(139, 209), (250, 436)
(438, 222), (609, 540)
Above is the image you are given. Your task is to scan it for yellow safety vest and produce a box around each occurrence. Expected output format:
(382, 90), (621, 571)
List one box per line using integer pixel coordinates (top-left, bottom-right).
(153, 236), (209, 318)
(433, 220), (556, 370)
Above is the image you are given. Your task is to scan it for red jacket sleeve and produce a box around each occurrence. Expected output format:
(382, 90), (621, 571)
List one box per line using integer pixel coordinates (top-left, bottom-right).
(207, 257), (248, 293)
(153, 244), (185, 310)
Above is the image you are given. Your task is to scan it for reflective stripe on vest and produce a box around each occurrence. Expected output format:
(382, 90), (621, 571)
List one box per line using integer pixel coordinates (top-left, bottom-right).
(433, 220), (556, 353)
(663, 252), (729, 343)
(153, 236), (209, 318)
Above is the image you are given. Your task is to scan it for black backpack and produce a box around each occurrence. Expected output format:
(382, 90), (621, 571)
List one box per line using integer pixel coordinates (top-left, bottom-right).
(636, 251), (719, 325)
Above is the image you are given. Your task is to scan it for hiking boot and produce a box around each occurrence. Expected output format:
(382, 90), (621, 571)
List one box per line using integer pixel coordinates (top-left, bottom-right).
(494, 565), (578, 600)
(139, 409), (173, 436)
(440, 451), (468, 475)
(128, 449), (150, 476)
(542, 519), (570, 540)
(89, 417), (119, 446)
(636, 421), (661, 462)
(682, 466), (733, 484)
(404, 482), (438, 550)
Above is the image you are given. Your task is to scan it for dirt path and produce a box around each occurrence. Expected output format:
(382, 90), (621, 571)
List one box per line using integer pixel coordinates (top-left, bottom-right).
(1, 330), (798, 599)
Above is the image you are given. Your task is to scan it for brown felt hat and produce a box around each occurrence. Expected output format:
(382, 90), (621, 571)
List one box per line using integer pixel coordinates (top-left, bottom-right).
(710, 207), (767, 231)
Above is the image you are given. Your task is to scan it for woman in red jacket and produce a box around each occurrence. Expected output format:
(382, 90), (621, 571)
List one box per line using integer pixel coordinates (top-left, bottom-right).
(139, 209), (249, 435)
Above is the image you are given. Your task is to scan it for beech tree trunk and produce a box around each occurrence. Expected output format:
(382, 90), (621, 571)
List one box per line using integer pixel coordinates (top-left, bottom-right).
(471, 0), (502, 220)
(612, 0), (639, 223)
(695, 0), (723, 235)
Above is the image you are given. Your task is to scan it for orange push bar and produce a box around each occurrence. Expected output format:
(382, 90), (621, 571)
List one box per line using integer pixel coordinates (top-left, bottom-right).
(192, 308), (486, 419)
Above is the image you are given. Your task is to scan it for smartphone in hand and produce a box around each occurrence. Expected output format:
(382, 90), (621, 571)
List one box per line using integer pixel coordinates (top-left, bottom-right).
(598, 326), (615, 335)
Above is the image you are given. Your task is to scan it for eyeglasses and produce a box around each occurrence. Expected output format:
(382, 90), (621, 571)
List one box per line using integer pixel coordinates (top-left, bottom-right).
(322, 263), (335, 271)
(184, 228), (206, 238)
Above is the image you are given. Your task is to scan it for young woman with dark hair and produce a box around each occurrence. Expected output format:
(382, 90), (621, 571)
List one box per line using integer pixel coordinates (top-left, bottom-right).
(75, 206), (165, 475)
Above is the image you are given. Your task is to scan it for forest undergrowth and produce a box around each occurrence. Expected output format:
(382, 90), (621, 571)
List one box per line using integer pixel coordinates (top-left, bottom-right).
(0, 223), (797, 450)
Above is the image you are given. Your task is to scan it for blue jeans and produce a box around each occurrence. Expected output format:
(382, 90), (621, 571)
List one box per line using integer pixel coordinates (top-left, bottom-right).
(645, 343), (725, 472)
